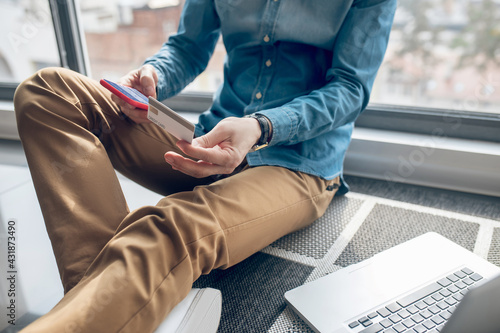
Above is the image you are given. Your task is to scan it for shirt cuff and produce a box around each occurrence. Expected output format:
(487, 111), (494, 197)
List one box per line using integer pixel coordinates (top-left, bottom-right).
(256, 106), (298, 147)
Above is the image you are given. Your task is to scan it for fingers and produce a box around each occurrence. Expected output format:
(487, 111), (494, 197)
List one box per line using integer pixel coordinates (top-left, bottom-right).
(111, 94), (149, 123)
(178, 136), (219, 162)
(111, 65), (159, 124)
(123, 108), (150, 124)
(177, 136), (237, 167)
(165, 134), (242, 178)
(163, 117), (262, 177)
(139, 65), (158, 98)
(164, 151), (232, 178)
(117, 64), (158, 96)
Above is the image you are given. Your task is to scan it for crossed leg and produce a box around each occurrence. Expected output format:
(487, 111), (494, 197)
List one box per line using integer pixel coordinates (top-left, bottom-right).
(14, 67), (338, 332)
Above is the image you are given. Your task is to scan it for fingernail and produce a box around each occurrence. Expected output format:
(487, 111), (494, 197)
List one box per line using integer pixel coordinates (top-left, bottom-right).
(164, 156), (173, 164)
(145, 86), (155, 96)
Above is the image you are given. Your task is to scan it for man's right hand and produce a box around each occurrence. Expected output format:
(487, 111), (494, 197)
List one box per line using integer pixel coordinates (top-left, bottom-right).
(111, 64), (158, 124)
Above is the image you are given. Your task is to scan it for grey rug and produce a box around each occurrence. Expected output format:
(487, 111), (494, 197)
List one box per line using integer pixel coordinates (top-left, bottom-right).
(193, 192), (500, 333)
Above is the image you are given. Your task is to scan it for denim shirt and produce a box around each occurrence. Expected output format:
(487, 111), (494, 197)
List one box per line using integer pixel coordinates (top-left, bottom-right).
(144, 0), (396, 195)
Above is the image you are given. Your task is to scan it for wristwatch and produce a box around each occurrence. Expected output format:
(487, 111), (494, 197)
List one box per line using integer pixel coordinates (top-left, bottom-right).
(244, 114), (272, 151)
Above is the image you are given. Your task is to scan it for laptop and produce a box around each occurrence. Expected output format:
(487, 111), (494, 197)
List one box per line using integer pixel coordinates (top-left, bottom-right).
(284, 232), (500, 333)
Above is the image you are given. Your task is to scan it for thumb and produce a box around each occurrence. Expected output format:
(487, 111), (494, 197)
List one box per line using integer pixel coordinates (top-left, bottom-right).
(191, 131), (222, 149)
(139, 65), (158, 98)
(179, 130), (228, 156)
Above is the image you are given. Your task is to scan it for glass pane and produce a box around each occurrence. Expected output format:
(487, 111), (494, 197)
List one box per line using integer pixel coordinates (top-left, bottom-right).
(81, 0), (499, 114)
(371, 0), (500, 114)
(0, 0), (60, 83)
(80, 0), (224, 93)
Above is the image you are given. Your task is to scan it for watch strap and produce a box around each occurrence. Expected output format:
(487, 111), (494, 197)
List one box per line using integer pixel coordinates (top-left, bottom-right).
(244, 114), (271, 151)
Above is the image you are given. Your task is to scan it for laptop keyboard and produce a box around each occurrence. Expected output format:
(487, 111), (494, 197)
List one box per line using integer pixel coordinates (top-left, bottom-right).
(347, 267), (483, 333)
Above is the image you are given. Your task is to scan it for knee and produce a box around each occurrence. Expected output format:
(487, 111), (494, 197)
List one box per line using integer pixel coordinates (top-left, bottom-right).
(14, 67), (74, 136)
(14, 71), (37, 139)
(14, 67), (70, 112)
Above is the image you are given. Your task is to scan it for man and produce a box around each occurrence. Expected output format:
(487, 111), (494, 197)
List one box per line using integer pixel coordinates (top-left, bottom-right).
(14, 0), (396, 331)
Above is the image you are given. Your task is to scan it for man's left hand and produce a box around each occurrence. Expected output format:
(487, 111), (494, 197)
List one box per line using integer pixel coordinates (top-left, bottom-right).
(164, 117), (261, 178)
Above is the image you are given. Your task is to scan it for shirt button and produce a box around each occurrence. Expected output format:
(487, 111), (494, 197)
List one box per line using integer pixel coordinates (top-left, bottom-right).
(255, 92), (263, 99)
(263, 35), (270, 43)
(265, 59), (272, 67)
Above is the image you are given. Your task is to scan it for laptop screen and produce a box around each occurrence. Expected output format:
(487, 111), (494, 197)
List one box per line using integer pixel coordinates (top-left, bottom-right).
(441, 273), (500, 333)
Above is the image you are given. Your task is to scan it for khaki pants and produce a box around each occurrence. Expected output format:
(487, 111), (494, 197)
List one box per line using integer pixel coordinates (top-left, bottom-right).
(14, 67), (339, 333)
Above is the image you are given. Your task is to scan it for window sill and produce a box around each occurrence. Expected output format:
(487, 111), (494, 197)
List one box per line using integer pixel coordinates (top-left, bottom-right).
(0, 101), (18, 140)
(345, 128), (500, 197)
(1, 102), (499, 197)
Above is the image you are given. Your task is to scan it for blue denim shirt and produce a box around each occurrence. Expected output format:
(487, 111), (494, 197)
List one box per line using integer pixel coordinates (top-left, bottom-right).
(144, 0), (396, 194)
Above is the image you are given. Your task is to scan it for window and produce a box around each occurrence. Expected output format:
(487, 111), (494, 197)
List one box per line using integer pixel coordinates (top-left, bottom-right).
(78, 0), (223, 93)
(357, 0), (500, 143)
(371, 0), (500, 115)
(0, 0), (60, 99)
(78, 0), (499, 141)
(1, 0), (499, 142)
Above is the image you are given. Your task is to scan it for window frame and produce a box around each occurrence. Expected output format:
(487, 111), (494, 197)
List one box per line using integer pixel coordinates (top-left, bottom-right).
(0, 83), (17, 101)
(0, 0), (87, 100)
(49, 0), (88, 76)
(356, 104), (500, 143)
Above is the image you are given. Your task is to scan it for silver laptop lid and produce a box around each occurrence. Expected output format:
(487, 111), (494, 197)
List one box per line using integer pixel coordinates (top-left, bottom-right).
(441, 273), (500, 333)
(284, 233), (500, 333)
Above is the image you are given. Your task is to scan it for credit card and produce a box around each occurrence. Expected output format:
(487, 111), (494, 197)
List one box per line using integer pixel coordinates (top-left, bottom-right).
(147, 97), (195, 143)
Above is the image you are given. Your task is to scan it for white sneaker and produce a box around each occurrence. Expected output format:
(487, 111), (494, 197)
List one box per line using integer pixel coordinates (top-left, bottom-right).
(155, 288), (222, 333)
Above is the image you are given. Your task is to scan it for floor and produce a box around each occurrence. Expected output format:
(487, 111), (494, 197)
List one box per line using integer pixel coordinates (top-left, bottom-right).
(0, 138), (499, 332)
